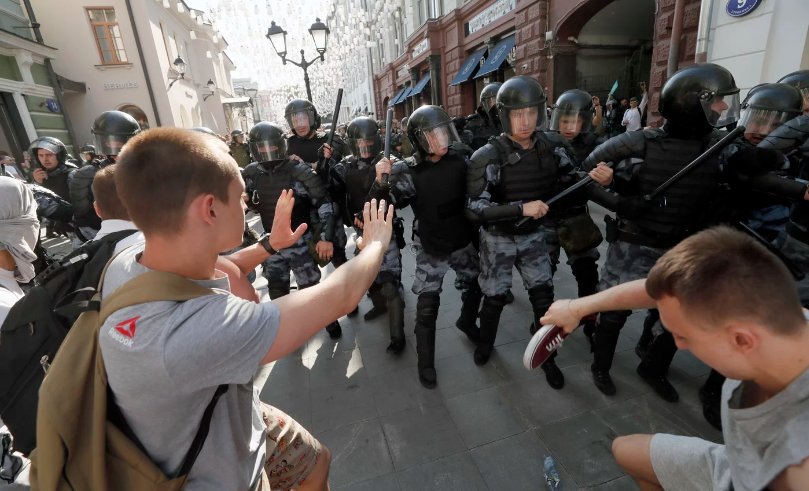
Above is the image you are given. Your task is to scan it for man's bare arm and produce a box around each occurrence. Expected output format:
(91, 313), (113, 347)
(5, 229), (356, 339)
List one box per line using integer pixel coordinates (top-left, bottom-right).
(261, 200), (393, 364)
(540, 279), (656, 333)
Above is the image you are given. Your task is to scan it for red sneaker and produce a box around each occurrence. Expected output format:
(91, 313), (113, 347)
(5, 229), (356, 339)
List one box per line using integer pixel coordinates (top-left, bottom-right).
(523, 324), (569, 371)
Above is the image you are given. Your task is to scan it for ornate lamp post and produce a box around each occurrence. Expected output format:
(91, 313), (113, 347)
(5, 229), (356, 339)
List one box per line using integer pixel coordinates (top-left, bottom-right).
(266, 18), (330, 102)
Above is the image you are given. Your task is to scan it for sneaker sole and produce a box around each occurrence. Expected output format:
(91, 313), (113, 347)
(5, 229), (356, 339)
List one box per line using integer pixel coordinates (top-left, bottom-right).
(523, 324), (568, 371)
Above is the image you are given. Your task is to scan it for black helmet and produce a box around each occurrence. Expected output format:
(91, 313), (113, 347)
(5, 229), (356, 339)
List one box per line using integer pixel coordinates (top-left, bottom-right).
(738, 83), (804, 138)
(346, 117), (382, 159)
(191, 126), (217, 136)
(480, 83), (502, 112)
(495, 76), (547, 136)
(659, 63), (740, 130)
(550, 89), (595, 138)
(231, 129), (244, 137)
(79, 144), (97, 163)
(30, 137), (67, 167)
(285, 99), (320, 138)
(248, 122), (288, 163)
(91, 110), (141, 156)
(407, 105), (461, 159)
(777, 70), (809, 112)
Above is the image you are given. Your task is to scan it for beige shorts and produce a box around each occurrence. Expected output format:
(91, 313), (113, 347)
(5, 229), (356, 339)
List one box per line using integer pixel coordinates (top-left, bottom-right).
(256, 403), (322, 491)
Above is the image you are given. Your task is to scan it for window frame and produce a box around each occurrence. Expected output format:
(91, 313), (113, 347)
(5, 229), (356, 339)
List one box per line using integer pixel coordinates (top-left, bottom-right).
(86, 7), (129, 65)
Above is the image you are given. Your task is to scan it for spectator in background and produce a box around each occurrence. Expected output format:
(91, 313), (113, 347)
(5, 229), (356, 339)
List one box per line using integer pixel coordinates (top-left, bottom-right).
(91, 165), (144, 255)
(622, 82), (649, 132)
(0, 152), (22, 180)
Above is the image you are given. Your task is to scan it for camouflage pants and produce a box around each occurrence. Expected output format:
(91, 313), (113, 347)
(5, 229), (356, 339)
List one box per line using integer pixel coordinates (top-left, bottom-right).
(375, 235), (402, 284)
(780, 234), (809, 307)
(262, 232), (322, 289)
(411, 235), (479, 295)
(543, 222), (601, 272)
(478, 226), (553, 297)
(597, 240), (670, 292)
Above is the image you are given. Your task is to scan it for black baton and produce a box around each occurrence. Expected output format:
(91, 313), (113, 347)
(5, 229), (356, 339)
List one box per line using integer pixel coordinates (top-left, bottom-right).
(382, 108), (393, 185)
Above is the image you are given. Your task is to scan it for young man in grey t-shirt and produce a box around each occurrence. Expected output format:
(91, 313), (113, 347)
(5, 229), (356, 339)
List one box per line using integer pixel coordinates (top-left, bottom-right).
(102, 127), (395, 491)
(540, 226), (809, 491)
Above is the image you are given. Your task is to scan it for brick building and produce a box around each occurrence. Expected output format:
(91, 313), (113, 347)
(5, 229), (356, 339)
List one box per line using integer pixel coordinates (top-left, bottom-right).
(374, 0), (699, 127)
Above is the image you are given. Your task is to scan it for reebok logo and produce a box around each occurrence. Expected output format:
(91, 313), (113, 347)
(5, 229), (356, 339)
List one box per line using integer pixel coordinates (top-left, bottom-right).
(110, 316), (140, 347)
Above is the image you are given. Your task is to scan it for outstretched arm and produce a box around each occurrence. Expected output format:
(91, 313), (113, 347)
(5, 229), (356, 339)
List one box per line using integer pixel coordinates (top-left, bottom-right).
(540, 279), (656, 332)
(261, 199), (394, 364)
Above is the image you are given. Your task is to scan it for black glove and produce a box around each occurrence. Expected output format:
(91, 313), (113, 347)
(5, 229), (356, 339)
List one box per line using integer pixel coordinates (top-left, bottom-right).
(317, 144), (326, 160)
(727, 147), (782, 175)
(615, 196), (648, 220)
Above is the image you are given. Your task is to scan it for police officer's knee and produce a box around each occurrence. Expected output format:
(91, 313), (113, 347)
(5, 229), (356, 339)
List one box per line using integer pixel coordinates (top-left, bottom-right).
(381, 281), (401, 299)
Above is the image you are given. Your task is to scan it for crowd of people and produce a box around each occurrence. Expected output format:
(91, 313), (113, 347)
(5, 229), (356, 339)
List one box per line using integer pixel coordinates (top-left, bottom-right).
(0, 62), (808, 491)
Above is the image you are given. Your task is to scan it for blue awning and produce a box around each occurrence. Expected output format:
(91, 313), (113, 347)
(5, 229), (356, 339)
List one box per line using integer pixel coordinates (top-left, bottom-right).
(450, 46), (488, 86)
(409, 74), (432, 97)
(393, 86), (412, 105)
(388, 86), (407, 107)
(475, 34), (516, 79)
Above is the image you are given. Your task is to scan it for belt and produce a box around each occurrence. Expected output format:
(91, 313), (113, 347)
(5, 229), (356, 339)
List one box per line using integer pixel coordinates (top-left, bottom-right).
(787, 221), (809, 246)
(617, 221), (684, 249)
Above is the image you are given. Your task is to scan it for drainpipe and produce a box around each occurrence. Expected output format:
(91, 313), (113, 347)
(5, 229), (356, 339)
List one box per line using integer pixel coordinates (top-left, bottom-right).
(695, 0), (715, 63)
(20, 0), (78, 149)
(124, 0), (162, 126)
(667, 0), (687, 79)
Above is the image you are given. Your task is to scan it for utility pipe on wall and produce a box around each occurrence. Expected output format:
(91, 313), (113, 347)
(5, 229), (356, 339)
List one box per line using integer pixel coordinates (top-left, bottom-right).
(695, 0), (715, 62)
(667, 0), (687, 79)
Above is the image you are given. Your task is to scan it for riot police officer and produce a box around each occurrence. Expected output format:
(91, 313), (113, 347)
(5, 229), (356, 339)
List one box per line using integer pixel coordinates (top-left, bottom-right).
(286, 99), (331, 168)
(778, 70), (809, 114)
(69, 110), (141, 243)
(242, 122), (341, 338)
(580, 63), (745, 402)
(79, 144), (97, 165)
(229, 129), (251, 168)
(399, 116), (413, 158)
(191, 126), (217, 136)
(546, 89), (609, 349)
(370, 106), (482, 388)
(465, 83), (503, 151)
(466, 76), (579, 389)
(29, 137), (76, 201)
(326, 117), (406, 352)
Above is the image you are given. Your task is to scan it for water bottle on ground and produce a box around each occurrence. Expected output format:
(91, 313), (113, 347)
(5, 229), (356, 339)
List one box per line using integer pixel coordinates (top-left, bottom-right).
(544, 455), (563, 490)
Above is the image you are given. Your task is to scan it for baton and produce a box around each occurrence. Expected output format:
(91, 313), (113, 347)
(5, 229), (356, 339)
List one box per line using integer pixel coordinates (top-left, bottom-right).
(733, 221), (805, 281)
(644, 126), (745, 201)
(515, 162), (615, 228)
(326, 88), (343, 150)
(382, 108), (393, 185)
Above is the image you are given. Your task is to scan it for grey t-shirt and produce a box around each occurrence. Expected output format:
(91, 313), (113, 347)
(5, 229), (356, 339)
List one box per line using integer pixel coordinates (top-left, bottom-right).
(98, 244), (278, 490)
(722, 364), (809, 491)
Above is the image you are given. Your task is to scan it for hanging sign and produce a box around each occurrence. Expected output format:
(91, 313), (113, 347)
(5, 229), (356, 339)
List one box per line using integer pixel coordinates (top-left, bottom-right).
(412, 39), (429, 59)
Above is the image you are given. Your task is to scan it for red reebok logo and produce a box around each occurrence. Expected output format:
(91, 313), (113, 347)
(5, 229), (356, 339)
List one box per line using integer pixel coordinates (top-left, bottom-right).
(114, 316), (140, 339)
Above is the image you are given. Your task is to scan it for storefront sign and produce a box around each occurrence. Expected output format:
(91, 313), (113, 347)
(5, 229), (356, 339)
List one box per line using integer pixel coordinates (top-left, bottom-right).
(726, 0), (762, 17)
(412, 39), (429, 59)
(44, 99), (59, 113)
(466, 0), (515, 35)
(103, 82), (138, 90)
(397, 65), (410, 79)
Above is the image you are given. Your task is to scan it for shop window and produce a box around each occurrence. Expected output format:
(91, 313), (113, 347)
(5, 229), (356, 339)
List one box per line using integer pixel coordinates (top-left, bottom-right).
(87, 8), (128, 65)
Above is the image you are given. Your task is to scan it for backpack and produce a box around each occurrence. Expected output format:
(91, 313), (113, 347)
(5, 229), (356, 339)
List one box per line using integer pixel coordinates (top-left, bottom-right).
(29, 268), (226, 491)
(0, 230), (136, 455)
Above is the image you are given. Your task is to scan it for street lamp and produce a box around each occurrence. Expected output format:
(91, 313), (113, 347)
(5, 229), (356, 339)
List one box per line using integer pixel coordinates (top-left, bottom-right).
(235, 86), (261, 123)
(203, 79), (216, 101)
(266, 18), (330, 102)
(167, 56), (187, 88)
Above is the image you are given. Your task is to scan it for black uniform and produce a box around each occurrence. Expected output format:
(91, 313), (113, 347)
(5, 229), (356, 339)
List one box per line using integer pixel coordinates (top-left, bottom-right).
(68, 158), (114, 240)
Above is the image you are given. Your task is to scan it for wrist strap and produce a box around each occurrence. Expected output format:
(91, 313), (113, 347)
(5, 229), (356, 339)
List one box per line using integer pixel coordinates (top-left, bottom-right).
(260, 234), (278, 255)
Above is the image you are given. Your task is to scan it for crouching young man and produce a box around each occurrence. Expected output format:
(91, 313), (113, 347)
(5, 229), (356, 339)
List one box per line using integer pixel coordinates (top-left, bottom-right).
(539, 226), (809, 491)
(105, 128), (394, 491)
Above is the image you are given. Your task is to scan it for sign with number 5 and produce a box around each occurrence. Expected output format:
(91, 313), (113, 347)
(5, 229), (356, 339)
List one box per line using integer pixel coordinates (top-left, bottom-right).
(727, 0), (762, 17)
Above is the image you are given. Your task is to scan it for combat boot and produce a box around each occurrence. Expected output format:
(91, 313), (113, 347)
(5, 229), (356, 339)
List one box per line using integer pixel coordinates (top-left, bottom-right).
(382, 281), (406, 354)
(267, 281), (290, 300)
(699, 369), (725, 430)
(528, 285), (563, 389)
(455, 281), (482, 343)
(325, 320), (342, 339)
(591, 310), (629, 396)
(635, 310), (658, 360)
(570, 257), (600, 352)
(415, 293), (440, 388)
(638, 328), (679, 402)
(475, 294), (507, 365)
(364, 282), (387, 320)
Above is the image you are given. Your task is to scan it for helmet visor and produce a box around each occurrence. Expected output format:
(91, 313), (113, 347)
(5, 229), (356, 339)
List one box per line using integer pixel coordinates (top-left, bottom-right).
(739, 108), (797, 137)
(503, 103), (546, 135)
(250, 138), (287, 162)
(93, 134), (129, 156)
(288, 109), (315, 136)
(415, 122), (460, 156)
(701, 92), (740, 127)
(348, 137), (379, 159)
(550, 107), (592, 137)
(481, 95), (497, 111)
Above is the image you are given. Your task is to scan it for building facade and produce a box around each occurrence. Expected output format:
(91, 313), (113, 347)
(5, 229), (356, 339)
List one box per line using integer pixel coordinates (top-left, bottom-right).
(34, 0), (237, 145)
(0, 0), (80, 162)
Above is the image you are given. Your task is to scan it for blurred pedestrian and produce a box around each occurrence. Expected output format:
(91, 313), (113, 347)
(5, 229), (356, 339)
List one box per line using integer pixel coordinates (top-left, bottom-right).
(622, 82), (648, 131)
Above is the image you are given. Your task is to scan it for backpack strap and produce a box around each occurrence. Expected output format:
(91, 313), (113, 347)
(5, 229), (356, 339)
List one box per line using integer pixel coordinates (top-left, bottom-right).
(176, 384), (229, 480)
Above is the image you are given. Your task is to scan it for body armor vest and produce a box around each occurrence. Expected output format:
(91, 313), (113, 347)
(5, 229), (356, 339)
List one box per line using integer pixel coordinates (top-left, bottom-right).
(467, 112), (498, 151)
(288, 133), (328, 165)
(70, 163), (102, 229)
(631, 135), (721, 235)
(411, 154), (473, 255)
(41, 164), (74, 201)
(255, 161), (310, 231)
(344, 157), (378, 216)
(571, 132), (599, 164)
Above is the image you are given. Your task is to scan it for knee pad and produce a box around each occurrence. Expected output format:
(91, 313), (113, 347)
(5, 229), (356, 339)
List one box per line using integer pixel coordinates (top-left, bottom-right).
(381, 281), (401, 300)
(598, 309), (631, 332)
(527, 284), (554, 304)
(482, 294), (508, 311)
(267, 280), (290, 299)
(416, 292), (440, 317)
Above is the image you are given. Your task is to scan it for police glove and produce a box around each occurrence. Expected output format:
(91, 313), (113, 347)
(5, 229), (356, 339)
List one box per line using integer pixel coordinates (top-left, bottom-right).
(615, 196), (647, 220)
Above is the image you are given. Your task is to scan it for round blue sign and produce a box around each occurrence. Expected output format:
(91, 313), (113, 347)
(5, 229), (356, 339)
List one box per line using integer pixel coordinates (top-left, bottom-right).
(45, 99), (59, 113)
(727, 0), (762, 17)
